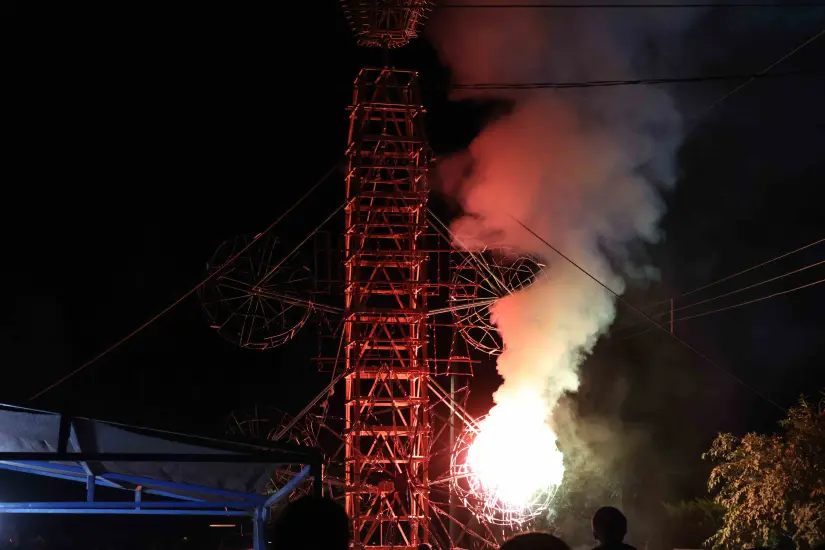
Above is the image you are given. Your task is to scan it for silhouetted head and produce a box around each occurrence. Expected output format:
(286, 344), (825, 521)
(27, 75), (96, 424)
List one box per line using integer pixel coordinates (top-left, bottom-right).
(273, 496), (349, 550)
(418, 544), (433, 550)
(501, 532), (571, 550)
(592, 506), (627, 544)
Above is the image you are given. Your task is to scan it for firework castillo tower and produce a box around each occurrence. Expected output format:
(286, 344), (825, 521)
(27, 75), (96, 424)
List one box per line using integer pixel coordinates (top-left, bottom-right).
(201, 2), (549, 547)
(340, 1), (434, 547)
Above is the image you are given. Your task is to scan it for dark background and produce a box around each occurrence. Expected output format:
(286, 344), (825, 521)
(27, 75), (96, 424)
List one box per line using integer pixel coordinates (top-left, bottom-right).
(5, 0), (825, 546)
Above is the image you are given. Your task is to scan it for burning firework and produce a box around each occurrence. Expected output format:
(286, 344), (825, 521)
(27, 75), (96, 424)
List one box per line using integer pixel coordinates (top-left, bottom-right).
(433, 0), (686, 535)
(451, 396), (565, 526)
(448, 258), (573, 526)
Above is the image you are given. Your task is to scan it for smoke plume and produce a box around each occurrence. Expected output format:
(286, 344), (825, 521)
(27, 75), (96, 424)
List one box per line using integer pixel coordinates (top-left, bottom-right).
(430, 4), (688, 421)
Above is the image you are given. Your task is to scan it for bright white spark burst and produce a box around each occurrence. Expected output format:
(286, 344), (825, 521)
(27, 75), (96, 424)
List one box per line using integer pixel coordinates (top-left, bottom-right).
(451, 395), (565, 525)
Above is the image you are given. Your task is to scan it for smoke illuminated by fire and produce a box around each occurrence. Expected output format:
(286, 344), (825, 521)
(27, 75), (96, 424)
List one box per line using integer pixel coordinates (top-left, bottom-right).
(434, 0), (687, 522)
(452, 267), (611, 521)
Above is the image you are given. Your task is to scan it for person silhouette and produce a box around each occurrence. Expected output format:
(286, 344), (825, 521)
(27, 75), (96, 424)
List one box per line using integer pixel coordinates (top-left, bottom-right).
(592, 506), (636, 550)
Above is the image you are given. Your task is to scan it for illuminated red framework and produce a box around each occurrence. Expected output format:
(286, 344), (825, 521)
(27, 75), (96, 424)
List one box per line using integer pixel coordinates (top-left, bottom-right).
(341, 0), (432, 48)
(344, 67), (431, 550)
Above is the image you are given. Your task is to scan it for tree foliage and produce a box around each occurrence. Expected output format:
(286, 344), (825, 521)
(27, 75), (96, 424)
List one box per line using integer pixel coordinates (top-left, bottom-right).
(704, 396), (825, 548)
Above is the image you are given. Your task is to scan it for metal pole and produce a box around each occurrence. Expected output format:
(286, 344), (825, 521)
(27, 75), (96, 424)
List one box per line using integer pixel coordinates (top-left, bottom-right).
(448, 373), (458, 544)
(669, 299), (674, 335)
(312, 460), (323, 497)
(253, 507), (266, 550)
(86, 475), (95, 502)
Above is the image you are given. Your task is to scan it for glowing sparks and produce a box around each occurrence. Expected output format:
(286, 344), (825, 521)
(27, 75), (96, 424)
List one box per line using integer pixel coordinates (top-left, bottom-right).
(469, 398), (564, 505)
(451, 396), (565, 525)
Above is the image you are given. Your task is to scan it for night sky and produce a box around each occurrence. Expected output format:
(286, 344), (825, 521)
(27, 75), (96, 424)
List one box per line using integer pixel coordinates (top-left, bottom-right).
(5, 0), (825, 545)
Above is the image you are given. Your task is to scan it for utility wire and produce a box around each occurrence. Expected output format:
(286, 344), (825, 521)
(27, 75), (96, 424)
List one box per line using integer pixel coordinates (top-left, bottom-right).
(509, 213), (787, 413)
(614, 274), (825, 341)
(677, 276), (825, 322)
(614, 255), (825, 333)
(691, 27), (825, 124)
(637, 236), (825, 313)
(452, 68), (821, 90)
(628, 30), (825, 313)
(441, 2), (825, 8)
(30, 164), (340, 402)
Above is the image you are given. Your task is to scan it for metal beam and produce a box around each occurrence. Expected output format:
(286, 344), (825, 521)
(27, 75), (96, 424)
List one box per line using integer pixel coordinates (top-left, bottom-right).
(311, 460), (323, 497)
(0, 462), (120, 489)
(0, 452), (304, 463)
(57, 414), (71, 454)
(7, 460), (86, 474)
(264, 465), (311, 508)
(100, 472), (267, 503)
(86, 475), (95, 502)
(69, 424), (94, 476)
(0, 462), (247, 503)
(253, 507), (266, 550)
(0, 501), (256, 510)
(0, 508), (252, 516)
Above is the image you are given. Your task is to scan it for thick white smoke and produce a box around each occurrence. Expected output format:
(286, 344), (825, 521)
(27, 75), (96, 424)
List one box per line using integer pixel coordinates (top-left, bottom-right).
(431, 4), (687, 431)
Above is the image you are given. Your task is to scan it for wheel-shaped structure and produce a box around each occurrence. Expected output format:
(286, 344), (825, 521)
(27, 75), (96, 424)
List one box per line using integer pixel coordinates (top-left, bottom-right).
(199, 234), (313, 350)
(226, 406), (317, 502)
(448, 417), (557, 528)
(449, 249), (546, 355)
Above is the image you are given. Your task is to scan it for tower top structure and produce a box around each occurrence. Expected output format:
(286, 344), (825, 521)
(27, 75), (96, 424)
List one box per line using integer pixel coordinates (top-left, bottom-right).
(341, 0), (433, 48)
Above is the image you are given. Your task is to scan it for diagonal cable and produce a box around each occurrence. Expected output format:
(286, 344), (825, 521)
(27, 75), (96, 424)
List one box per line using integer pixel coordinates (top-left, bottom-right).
(30, 164), (339, 402)
(510, 213), (787, 413)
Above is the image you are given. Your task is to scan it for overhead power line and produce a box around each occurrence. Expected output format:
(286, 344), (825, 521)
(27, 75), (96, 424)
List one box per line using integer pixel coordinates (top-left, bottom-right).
(441, 2), (825, 8)
(640, 236), (825, 313)
(676, 276), (825, 322)
(509, 213), (787, 413)
(614, 254), (825, 333)
(671, 256), (825, 312)
(691, 27), (825, 124)
(615, 274), (825, 342)
(451, 68), (822, 90)
(29, 164), (341, 403)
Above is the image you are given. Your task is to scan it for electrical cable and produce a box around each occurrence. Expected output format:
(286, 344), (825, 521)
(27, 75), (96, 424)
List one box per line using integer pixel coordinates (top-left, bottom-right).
(690, 27), (825, 124)
(614, 255), (825, 333)
(441, 2), (825, 8)
(451, 68), (822, 90)
(674, 276), (825, 322)
(29, 164), (340, 402)
(509, 213), (787, 412)
(651, 237), (825, 309)
(610, 31), (825, 340)
(626, 235), (825, 317)
(250, 199), (346, 299)
(613, 274), (825, 342)
(627, 27), (825, 314)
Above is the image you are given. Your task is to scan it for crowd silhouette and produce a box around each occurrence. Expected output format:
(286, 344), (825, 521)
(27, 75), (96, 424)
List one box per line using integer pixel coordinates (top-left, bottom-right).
(272, 496), (636, 550)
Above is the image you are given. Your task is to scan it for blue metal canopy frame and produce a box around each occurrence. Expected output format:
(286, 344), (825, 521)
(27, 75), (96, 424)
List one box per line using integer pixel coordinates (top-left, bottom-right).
(0, 403), (322, 550)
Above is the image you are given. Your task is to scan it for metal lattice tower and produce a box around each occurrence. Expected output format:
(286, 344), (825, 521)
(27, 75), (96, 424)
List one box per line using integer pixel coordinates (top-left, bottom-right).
(344, 66), (431, 549)
(195, 4), (534, 547)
